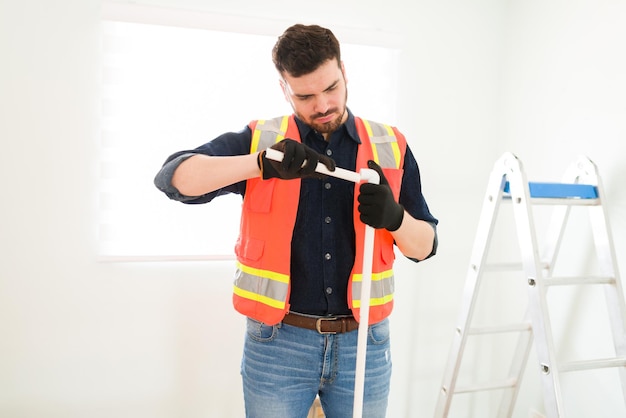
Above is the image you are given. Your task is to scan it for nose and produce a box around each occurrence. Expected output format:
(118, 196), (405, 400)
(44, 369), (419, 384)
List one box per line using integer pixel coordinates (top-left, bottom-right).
(313, 96), (330, 115)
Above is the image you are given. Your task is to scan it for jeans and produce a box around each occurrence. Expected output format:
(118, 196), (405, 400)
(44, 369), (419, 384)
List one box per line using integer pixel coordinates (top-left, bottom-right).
(241, 317), (392, 418)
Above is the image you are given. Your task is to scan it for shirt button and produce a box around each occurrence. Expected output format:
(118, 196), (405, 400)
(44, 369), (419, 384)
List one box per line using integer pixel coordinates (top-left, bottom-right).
(325, 216), (332, 224)
(326, 287), (333, 295)
(325, 182), (331, 190)
(326, 149), (333, 156)
(325, 253), (332, 260)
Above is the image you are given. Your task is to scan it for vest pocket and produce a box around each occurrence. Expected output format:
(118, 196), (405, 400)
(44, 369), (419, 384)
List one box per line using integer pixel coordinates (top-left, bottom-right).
(236, 237), (264, 261)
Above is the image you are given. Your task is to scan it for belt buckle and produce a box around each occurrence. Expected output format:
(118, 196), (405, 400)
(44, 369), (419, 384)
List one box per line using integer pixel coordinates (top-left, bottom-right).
(315, 317), (337, 334)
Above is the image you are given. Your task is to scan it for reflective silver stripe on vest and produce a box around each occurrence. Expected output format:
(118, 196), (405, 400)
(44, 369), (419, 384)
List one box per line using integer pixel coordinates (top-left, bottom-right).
(362, 119), (401, 169)
(234, 262), (289, 309)
(351, 270), (395, 308)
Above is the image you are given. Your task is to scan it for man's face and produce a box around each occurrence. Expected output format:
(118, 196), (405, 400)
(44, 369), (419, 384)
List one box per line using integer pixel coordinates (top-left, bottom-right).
(280, 58), (348, 138)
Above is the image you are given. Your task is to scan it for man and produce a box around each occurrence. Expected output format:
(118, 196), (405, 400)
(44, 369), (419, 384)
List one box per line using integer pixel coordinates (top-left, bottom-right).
(154, 23), (438, 418)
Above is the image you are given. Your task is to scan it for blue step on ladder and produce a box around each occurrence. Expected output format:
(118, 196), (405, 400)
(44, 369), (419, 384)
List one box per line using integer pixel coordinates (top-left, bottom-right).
(434, 152), (626, 417)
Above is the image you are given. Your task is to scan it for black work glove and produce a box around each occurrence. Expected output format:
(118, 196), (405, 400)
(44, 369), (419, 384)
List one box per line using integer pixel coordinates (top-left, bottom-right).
(358, 160), (404, 231)
(258, 138), (336, 180)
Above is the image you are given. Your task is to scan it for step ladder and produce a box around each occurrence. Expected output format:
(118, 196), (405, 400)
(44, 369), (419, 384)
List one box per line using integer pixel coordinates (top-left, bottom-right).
(434, 152), (626, 417)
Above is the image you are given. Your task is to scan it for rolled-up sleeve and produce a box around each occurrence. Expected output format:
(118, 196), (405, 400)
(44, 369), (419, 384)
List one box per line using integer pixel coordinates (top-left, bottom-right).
(154, 153), (198, 202)
(153, 126), (253, 204)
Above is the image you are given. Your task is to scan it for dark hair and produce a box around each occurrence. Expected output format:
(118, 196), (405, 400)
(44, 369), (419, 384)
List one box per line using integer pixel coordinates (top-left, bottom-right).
(272, 24), (341, 77)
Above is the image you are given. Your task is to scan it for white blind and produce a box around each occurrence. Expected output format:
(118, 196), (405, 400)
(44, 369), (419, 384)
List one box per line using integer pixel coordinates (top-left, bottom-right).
(99, 19), (399, 261)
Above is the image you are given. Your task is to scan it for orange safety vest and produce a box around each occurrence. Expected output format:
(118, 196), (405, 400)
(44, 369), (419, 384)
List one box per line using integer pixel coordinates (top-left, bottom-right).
(233, 115), (407, 325)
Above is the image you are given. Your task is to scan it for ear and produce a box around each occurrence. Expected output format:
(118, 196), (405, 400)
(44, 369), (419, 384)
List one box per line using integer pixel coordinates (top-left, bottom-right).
(340, 61), (347, 84)
(279, 78), (292, 104)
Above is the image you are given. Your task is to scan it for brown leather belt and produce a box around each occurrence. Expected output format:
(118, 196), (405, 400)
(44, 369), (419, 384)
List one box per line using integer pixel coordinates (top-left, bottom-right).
(282, 312), (359, 334)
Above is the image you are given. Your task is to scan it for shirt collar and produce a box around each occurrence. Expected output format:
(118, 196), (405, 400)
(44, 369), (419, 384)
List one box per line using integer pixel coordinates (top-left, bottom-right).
(294, 108), (361, 144)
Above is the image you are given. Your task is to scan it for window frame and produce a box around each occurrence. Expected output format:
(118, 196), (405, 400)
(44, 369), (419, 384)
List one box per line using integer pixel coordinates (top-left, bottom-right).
(98, 2), (401, 262)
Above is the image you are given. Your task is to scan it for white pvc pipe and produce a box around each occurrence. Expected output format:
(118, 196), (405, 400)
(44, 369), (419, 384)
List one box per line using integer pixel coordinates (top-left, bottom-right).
(264, 148), (379, 418)
(264, 148), (362, 183)
(352, 167), (379, 418)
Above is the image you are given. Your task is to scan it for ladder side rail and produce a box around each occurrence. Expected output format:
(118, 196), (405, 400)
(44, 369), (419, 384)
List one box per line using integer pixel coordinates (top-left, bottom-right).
(591, 202), (626, 361)
(497, 308), (534, 418)
(464, 153), (538, 418)
(494, 157), (542, 418)
(580, 158), (626, 356)
(505, 154), (565, 418)
(582, 159), (626, 406)
(434, 166), (508, 418)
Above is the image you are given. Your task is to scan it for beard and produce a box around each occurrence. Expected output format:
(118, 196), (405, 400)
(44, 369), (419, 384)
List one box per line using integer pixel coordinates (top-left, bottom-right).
(308, 107), (346, 134)
(296, 89), (348, 135)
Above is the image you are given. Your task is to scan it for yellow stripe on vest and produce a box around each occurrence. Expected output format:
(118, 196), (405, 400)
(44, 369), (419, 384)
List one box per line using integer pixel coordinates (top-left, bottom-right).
(362, 120), (380, 164)
(250, 119), (265, 153)
(352, 269), (394, 283)
(352, 293), (394, 309)
(390, 141), (401, 168)
(362, 119), (375, 137)
(233, 286), (286, 309)
(279, 114), (289, 134)
(236, 261), (289, 284)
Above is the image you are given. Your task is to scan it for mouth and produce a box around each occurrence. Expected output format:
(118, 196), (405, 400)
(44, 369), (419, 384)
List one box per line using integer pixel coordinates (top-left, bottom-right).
(315, 112), (335, 124)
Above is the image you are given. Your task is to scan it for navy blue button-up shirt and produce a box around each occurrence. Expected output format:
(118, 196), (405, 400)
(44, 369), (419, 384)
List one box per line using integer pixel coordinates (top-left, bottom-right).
(155, 110), (438, 316)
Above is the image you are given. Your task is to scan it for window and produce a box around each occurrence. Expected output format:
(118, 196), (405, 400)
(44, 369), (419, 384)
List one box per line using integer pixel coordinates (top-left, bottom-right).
(99, 6), (399, 261)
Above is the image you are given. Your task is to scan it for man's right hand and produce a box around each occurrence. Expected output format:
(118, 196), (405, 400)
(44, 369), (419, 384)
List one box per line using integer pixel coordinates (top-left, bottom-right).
(258, 138), (336, 180)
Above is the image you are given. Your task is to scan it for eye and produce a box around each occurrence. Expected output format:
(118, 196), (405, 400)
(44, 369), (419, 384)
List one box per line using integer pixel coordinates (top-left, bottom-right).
(325, 81), (340, 93)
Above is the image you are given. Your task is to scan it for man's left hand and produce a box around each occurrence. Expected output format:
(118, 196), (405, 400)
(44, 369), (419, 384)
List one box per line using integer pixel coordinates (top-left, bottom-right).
(357, 160), (404, 231)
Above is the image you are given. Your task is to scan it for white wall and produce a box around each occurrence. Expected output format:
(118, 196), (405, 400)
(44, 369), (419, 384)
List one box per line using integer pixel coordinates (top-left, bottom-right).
(1, 1), (624, 417)
(496, 2), (626, 417)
